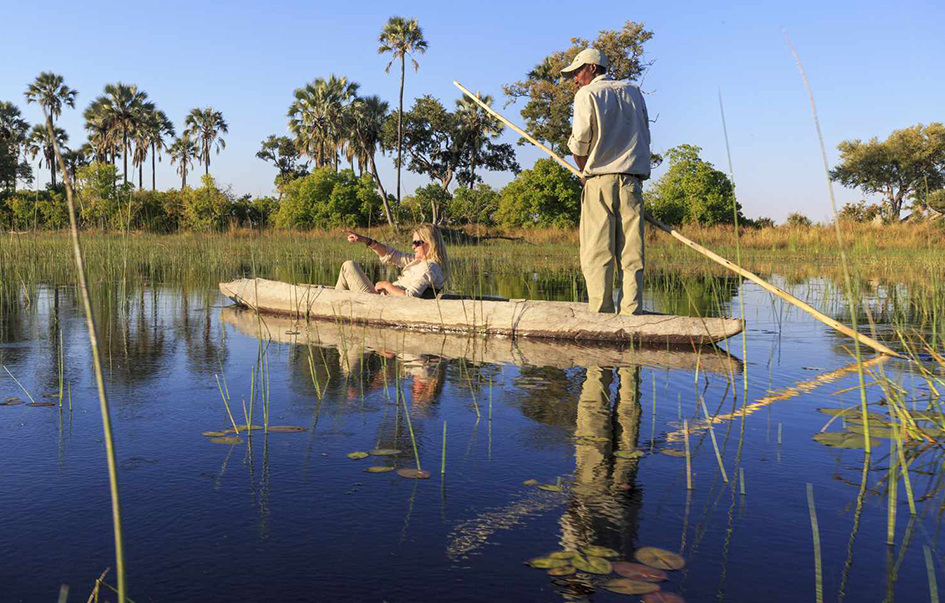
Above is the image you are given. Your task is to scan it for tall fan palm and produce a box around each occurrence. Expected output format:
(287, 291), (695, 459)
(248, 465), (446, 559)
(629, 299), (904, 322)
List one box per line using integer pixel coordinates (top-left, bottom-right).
(350, 95), (395, 227)
(378, 16), (427, 206)
(0, 101), (31, 190)
(62, 144), (92, 184)
(183, 107), (227, 176)
(26, 124), (69, 187)
(133, 108), (175, 189)
(168, 135), (198, 188)
(287, 75), (359, 171)
(83, 98), (119, 164)
(455, 92), (504, 186)
(24, 72), (78, 187)
(87, 83), (153, 185)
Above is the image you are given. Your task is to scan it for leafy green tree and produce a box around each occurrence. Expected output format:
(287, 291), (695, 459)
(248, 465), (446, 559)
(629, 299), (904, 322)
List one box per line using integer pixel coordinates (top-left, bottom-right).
(644, 144), (744, 226)
(0, 101), (32, 190)
(495, 158), (582, 228)
(168, 135), (198, 188)
(181, 174), (232, 231)
(76, 161), (132, 228)
(785, 212), (812, 228)
(449, 184), (500, 225)
(503, 22), (653, 154)
(838, 200), (882, 223)
(378, 16), (427, 206)
(231, 195), (279, 229)
(830, 123), (945, 221)
(276, 167), (381, 229)
(184, 107), (228, 176)
(256, 134), (309, 194)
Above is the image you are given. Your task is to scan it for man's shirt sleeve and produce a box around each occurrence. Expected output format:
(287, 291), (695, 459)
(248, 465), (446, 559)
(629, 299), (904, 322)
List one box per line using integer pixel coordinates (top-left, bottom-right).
(567, 89), (594, 158)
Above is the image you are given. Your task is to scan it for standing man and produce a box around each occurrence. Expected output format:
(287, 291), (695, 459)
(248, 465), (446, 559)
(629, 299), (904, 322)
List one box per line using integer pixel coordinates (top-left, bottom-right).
(562, 48), (651, 315)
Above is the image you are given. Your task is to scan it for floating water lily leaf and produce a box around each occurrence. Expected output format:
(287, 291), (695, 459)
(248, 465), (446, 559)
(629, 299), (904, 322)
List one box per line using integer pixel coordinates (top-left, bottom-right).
(527, 557), (570, 569)
(41, 393), (59, 398)
(0, 400), (24, 406)
(572, 555), (613, 574)
(583, 545), (619, 558)
(27, 402), (56, 407)
(538, 484), (563, 492)
(816, 408), (886, 420)
(634, 547), (685, 571)
(603, 578), (661, 595)
(547, 565), (576, 576)
(347, 451), (369, 460)
(370, 449), (402, 456)
(845, 424), (896, 438)
(223, 425), (263, 434)
(267, 425), (307, 433)
(201, 430), (229, 437)
(813, 431), (881, 449)
(908, 410), (942, 421)
(660, 449), (686, 457)
(364, 466), (395, 473)
(397, 468), (431, 479)
(549, 551), (579, 560)
(613, 562), (667, 582)
(522, 479), (540, 486)
(209, 436), (242, 444)
(5, 396), (21, 402)
(641, 592), (686, 603)
(615, 450), (644, 459)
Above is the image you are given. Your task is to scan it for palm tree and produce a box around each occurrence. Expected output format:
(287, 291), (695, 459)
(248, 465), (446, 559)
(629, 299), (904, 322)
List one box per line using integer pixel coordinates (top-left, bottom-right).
(455, 92), (504, 186)
(378, 16), (427, 206)
(86, 83), (153, 185)
(287, 75), (359, 171)
(0, 101), (31, 190)
(26, 124), (69, 187)
(62, 144), (92, 184)
(24, 72), (78, 187)
(83, 97), (119, 164)
(168, 135), (198, 188)
(350, 96), (395, 227)
(133, 108), (175, 190)
(183, 107), (227, 176)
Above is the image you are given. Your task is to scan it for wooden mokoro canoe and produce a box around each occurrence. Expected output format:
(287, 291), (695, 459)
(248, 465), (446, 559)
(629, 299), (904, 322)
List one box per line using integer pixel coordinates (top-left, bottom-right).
(219, 278), (743, 346)
(220, 307), (743, 374)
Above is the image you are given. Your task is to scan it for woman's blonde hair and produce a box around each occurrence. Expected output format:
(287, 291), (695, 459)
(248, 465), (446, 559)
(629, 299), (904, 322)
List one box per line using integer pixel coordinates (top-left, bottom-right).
(414, 223), (450, 284)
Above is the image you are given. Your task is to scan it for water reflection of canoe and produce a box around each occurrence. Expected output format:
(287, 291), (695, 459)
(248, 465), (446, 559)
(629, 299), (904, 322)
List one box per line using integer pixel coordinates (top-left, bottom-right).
(219, 278), (744, 346)
(220, 307), (743, 374)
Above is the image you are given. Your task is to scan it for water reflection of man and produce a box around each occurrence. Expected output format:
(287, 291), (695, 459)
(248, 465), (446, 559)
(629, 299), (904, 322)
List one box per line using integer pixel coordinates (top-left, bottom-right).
(560, 366), (642, 555)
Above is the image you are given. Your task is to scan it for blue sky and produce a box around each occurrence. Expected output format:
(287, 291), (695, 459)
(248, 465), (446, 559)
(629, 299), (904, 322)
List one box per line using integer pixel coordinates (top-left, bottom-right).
(2, 0), (942, 222)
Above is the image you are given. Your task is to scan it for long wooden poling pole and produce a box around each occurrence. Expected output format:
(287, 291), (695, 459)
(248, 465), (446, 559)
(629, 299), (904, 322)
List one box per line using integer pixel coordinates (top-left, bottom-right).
(453, 80), (901, 357)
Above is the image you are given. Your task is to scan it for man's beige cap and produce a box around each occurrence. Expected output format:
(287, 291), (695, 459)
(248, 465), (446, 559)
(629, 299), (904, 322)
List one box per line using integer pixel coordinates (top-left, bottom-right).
(560, 48), (609, 76)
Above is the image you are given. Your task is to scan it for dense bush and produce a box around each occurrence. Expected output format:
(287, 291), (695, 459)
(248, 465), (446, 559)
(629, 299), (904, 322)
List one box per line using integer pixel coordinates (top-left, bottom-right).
(644, 145), (745, 226)
(495, 158), (581, 228)
(276, 167), (381, 229)
(785, 212), (812, 227)
(448, 184), (499, 226)
(838, 200), (882, 223)
(2, 188), (66, 230)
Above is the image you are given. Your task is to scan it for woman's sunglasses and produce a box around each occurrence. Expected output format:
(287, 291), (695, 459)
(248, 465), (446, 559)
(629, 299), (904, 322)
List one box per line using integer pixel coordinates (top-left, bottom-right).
(412, 240), (424, 247)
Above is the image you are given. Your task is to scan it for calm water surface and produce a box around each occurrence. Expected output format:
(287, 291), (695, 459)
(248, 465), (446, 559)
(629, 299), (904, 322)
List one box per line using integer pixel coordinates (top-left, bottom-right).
(0, 274), (942, 602)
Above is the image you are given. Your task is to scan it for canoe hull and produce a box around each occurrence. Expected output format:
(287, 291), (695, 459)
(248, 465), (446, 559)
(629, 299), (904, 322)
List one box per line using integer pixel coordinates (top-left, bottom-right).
(218, 278), (743, 346)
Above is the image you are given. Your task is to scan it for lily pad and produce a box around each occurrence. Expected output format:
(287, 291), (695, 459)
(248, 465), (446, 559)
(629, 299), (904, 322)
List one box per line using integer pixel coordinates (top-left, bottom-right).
(370, 448), (402, 456)
(547, 565), (576, 576)
(549, 551), (580, 560)
(660, 449), (687, 457)
(209, 436), (242, 444)
(364, 466), (395, 473)
(267, 425), (307, 433)
(583, 545), (619, 558)
(201, 430), (229, 437)
(397, 468), (431, 479)
(634, 547), (685, 571)
(613, 562), (667, 582)
(817, 408), (886, 420)
(845, 424), (897, 438)
(572, 554), (613, 574)
(813, 431), (881, 449)
(522, 479), (540, 486)
(527, 556), (570, 569)
(0, 399), (24, 406)
(41, 393), (59, 398)
(347, 451), (369, 460)
(615, 449), (644, 459)
(538, 484), (563, 492)
(27, 402), (56, 407)
(603, 578), (661, 595)
(642, 593), (686, 603)
(222, 425), (262, 434)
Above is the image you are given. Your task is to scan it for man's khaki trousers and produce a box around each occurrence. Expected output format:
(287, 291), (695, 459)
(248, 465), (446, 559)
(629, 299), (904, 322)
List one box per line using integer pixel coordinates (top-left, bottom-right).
(579, 173), (644, 314)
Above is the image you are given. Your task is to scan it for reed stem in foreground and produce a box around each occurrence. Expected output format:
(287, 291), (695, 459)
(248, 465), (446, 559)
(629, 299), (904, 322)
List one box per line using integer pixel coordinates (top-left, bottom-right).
(700, 397), (728, 482)
(925, 546), (940, 603)
(807, 483), (823, 603)
(683, 419), (692, 490)
(44, 104), (126, 602)
(441, 421), (447, 475)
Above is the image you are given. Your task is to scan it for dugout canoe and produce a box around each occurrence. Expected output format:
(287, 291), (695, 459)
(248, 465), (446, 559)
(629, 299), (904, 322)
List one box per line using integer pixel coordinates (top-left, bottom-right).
(219, 277), (743, 346)
(220, 306), (743, 374)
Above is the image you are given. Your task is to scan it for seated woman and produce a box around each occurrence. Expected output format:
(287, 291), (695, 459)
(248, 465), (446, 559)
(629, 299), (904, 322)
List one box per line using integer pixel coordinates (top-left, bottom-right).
(335, 224), (450, 298)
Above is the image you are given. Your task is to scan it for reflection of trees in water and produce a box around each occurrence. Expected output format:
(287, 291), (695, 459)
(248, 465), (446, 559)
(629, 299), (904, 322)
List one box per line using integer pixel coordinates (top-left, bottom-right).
(647, 271), (739, 318)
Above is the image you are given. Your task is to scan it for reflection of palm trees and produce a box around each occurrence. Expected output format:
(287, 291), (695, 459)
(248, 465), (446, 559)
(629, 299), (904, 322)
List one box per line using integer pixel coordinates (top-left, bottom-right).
(560, 366), (642, 554)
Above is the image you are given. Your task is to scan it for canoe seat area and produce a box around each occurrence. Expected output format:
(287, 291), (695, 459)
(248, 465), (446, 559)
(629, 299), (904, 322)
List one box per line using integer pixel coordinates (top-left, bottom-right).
(421, 286), (508, 303)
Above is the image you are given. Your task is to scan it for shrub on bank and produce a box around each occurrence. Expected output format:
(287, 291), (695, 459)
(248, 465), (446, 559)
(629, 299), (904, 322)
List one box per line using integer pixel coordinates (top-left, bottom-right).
(276, 167), (381, 229)
(495, 158), (581, 228)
